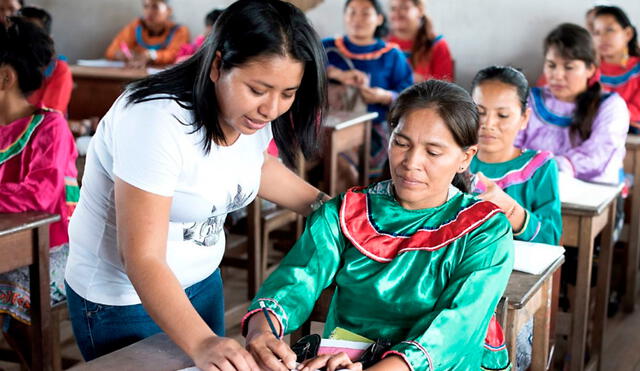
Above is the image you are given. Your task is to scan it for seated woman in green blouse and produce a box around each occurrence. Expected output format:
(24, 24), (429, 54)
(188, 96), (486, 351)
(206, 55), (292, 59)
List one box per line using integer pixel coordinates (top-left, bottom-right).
(242, 80), (514, 371)
(469, 66), (562, 371)
(470, 65), (562, 245)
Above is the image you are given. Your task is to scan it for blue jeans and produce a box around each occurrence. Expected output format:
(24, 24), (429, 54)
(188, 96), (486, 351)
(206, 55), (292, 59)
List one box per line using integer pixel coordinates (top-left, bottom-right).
(65, 269), (225, 361)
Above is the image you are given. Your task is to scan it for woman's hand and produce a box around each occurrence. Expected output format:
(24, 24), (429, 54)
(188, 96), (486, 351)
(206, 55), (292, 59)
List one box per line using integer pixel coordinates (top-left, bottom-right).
(476, 173), (525, 231)
(246, 330), (297, 371)
(126, 51), (151, 69)
(360, 86), (393, 105)
(297, 352), (362, 371)
(328, 66), (369, 87)
(192, 336), (260, 371)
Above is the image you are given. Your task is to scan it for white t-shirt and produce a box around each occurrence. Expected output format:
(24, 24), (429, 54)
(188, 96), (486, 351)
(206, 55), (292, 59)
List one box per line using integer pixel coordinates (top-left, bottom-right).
(65, 93), (272, 305)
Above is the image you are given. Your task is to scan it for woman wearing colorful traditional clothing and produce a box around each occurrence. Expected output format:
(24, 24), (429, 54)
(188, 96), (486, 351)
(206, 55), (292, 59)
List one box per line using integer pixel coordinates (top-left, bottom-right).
(19, 6), (73, 116)
(105, 0), (189, 67)
(592, 6), (640, 133)
(0, 17), (78, 366)
(243, 80), (513, 371)
(387, 0), (454, 82)
(65, 1), (329, 369)
(470, 66), (562, 246)
(323, 0), (413, 178)
(470, 65), (562, 371)
(515, 23), (629, 185)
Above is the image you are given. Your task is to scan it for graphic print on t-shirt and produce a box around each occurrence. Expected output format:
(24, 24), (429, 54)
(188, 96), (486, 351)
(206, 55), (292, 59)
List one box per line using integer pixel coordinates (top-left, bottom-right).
(182, 185), (253, 247)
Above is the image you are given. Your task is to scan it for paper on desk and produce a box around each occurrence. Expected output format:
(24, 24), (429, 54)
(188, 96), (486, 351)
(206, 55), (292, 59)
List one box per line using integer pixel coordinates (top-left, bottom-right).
(77, 59), (126, 68)
(513, 240), (564, 275)
(558, 172), (621, 208)
(176, 365), (351, 371)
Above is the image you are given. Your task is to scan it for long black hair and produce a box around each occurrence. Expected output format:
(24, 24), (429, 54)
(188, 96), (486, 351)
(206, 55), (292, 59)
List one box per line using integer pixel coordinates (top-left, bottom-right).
(594, 6), (640, 57)
(388, 80), (479, 193)
(17, 6), (51, 35)
(545, 23), (601, 141)
(344, 0), (389, 38)
(471, 65), (530, 113)
(0, 17), (53, 96)
(127, 0), (328, 166)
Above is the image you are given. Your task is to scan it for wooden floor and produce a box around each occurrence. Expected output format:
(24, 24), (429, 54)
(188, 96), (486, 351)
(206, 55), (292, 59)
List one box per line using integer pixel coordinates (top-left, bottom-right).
(2, 266), (640, 370)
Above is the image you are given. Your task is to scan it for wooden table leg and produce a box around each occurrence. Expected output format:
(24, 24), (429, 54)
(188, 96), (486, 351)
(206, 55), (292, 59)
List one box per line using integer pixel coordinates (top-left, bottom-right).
(360, 120), (371, 185)
(624, 149), (640, 313)
(505, 305), (518, 369)
(532, 276), (552, 371)
(591, 201), (616, 371)
(31, 225), (53, 371)
(570, 216), (595, 371)
(325, 131), (339, 196)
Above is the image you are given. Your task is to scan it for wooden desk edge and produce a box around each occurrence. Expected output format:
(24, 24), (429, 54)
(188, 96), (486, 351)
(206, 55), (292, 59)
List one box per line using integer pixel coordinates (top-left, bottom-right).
(69, 333), (192, 371)
(561, 185), (622, 216)
(0, 212), (60, 237)
(327, 112), (378, 130)
(508, 256), (565, 310)
(626, 134), (640, 148)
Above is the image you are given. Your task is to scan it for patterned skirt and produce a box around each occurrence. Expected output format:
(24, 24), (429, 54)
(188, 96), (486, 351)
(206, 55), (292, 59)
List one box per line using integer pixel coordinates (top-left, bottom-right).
(0, 244), (68, 325)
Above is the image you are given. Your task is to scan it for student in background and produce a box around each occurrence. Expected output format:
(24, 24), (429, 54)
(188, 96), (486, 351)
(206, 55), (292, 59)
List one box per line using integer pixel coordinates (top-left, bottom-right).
(105, 0), (189, 67)
(64, 1), (329, 369)
(0, 0), (21, 23)
(470, 66), (562, 371)
(19, 6), (73, 116)
(175, 8), (222, 63)
(323, 0), (413, 178)
(592, 6), (640, 133)
(244, 80), (512, 371)
(0, 17), (78, 366)
(471, 66), (562, 245)
(388, 0), (454, 82)
(515, 23), (629, 185)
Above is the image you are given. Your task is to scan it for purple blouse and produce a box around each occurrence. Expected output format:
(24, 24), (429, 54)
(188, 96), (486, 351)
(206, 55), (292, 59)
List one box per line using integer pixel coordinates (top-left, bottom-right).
(515, 86), (629, 184)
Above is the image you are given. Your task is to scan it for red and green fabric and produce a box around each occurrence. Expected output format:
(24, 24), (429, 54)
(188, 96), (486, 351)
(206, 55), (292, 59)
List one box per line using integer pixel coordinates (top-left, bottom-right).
(244, 181), (513, 370)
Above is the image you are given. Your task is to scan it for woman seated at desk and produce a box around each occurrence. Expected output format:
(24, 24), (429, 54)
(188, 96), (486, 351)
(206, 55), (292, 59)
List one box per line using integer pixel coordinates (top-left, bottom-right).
(469, 66), (562, 371)
(323, 0), (413, 179)
(515, 23), (629, 185)
(0, 17), (78, 366)
(470, 66), (562, 245)
(105, 0), (189, 67)
(243, 80), (514, 371)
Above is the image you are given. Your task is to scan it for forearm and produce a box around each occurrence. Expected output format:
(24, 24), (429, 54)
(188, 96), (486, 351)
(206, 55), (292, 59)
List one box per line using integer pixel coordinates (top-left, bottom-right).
(245, 311), (283, 340)
(125, 256), (214, 359)
(259, 154), (328, 216)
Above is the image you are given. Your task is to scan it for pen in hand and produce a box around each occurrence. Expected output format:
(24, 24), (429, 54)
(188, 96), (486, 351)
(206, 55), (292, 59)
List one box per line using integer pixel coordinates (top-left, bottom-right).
(260, 301), (280, 339)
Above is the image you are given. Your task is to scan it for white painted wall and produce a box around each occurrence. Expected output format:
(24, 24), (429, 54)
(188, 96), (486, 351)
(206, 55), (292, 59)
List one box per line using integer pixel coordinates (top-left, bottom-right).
(30, 0), (640, 88)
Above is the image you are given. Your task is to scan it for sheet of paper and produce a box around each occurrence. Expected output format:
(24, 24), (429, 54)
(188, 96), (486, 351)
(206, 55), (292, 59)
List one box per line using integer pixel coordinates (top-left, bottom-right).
(558, 172), (621, 209)
(329, 327), (374, 343)
(176, 364), (351, 371)
(513, 240), (565, 275)
(77, 59), (126, 68)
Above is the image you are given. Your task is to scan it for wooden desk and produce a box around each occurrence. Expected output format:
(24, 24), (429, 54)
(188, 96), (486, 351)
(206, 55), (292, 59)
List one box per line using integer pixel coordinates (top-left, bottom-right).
(322, 111), (377, 196)
(69, 66), (148, 120)
(500, 257), (564, 371)
(623, 134), (640, 312)
(68, 333), (192, 371)
(0, 212), (60, 371)
(560, 187), (619, 371)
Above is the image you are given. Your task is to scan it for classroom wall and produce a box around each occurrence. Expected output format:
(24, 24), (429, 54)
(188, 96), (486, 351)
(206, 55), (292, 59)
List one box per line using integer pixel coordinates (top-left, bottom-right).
(30, 0), (640, 88)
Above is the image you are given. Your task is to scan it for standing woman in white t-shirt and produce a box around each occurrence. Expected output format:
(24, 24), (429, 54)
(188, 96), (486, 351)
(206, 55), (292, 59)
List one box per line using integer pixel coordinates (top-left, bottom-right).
(64, 1), (328, 370)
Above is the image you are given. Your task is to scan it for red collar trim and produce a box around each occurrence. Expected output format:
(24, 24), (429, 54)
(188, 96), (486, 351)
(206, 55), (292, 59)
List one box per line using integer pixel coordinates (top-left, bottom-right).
(339, 188), (503, 263)
(334, 37), (397, 61)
